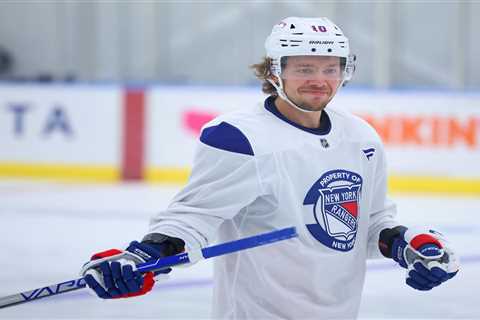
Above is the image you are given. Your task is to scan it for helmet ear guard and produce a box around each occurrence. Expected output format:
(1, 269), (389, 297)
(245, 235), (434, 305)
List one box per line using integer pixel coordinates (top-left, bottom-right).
(342, 54), (356, 86)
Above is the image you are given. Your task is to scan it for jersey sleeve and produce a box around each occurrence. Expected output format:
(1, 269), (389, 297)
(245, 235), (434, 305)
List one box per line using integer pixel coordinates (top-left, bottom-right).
(146, 121), (267, 250)
(367, 142), (400, 259)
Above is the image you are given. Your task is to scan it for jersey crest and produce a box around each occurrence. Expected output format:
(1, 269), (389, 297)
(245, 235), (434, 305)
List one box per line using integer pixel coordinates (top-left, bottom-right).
(304, 169), (363, 252)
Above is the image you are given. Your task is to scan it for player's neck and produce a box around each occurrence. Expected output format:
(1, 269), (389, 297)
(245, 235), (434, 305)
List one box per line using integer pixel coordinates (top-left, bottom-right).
(274, 97), (323, 129)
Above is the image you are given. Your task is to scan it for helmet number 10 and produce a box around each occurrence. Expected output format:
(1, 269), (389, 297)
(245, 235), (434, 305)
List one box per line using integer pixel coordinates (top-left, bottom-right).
(312, 26), (327, 32)
(312, 25), (327, 32)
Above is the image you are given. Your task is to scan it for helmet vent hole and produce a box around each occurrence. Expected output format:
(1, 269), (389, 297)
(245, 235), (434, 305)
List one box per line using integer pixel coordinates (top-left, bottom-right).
(311, 48), (316, 52)
(327, 48), (333, 53)
(290, 24), (295, 29)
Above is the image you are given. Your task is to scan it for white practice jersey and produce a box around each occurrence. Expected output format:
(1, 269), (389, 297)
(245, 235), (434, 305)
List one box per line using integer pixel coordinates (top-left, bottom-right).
(148, 96), (399, 319)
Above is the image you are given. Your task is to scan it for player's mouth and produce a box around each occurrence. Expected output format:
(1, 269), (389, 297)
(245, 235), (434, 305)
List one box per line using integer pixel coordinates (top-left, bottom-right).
(299, 88), (330, 96)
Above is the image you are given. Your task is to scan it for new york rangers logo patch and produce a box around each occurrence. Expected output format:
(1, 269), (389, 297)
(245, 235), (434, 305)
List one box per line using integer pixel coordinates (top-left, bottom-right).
(303, 169), (363, 252)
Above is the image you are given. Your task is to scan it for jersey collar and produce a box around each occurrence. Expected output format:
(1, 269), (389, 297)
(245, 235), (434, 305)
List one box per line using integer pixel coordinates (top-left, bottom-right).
(264, 95), (332, 136)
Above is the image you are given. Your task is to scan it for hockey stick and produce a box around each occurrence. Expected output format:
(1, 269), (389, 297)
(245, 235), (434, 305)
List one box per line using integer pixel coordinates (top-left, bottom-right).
(0, 227), (297, 309)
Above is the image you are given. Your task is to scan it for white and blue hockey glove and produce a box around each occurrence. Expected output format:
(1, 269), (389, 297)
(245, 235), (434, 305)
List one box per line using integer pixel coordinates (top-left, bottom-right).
(80, 234), (185, 299)
(379, 226), (459, 291)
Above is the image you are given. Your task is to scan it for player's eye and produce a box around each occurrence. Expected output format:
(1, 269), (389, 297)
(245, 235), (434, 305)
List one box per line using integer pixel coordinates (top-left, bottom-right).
(324, 68), (339, 75)
(294, 67), (315, 75)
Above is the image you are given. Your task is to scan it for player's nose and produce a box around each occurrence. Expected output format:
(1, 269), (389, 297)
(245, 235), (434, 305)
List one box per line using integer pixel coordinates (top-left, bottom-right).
(304, 79), (329, 88)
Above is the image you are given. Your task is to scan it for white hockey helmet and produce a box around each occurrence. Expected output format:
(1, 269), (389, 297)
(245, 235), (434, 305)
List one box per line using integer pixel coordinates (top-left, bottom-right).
(265, 17), (356, 82)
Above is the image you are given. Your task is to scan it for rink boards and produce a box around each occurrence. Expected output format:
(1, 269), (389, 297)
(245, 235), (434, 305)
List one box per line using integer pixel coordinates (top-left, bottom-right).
(0, 84), (479, 194)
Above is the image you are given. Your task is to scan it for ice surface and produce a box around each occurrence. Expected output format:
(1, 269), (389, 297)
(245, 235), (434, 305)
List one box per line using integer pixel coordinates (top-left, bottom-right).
(0, 180), (478, 319)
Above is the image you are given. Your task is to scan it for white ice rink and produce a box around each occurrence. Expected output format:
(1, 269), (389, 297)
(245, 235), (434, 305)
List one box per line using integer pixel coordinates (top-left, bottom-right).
(1, 180), (479, 319)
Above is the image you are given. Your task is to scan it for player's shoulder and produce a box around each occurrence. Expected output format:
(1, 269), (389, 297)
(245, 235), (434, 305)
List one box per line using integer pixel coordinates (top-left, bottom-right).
(328, 107), (382, 144)
(199, 103), (266, 156)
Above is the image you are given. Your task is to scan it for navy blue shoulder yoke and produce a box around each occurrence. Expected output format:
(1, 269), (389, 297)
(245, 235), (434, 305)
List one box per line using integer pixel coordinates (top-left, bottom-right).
(200, 121), (254, 156)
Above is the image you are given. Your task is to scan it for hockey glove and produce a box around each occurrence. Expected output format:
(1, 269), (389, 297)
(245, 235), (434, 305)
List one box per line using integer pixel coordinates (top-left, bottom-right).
(80, 234), (185, 299)
(379, 226), (459, 291)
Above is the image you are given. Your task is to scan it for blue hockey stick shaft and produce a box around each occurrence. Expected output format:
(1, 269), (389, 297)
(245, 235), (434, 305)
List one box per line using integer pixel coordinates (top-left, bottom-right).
(0, 227), (297, 309)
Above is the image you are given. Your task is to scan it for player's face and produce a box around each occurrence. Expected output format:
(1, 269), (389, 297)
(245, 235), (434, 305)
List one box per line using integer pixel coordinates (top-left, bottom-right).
(281, 56), (343, 111)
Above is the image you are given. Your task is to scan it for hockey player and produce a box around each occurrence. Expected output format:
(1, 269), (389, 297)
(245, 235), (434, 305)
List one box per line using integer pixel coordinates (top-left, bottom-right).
(80, 17), (459, 319)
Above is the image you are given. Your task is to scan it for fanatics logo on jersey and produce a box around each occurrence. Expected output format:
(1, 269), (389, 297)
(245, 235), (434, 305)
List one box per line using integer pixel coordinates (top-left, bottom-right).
(362, 148), (375, 160)
(303, 169), (363, 252)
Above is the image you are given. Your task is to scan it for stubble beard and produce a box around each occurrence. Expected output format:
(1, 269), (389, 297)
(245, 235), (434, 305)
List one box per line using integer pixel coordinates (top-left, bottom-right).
(293, 94), (333, 112)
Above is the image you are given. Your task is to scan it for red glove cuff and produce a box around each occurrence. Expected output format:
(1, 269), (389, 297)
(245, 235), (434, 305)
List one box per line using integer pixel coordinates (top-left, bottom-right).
(409, 234), (443, 251)
(91, 249), (123, 260)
